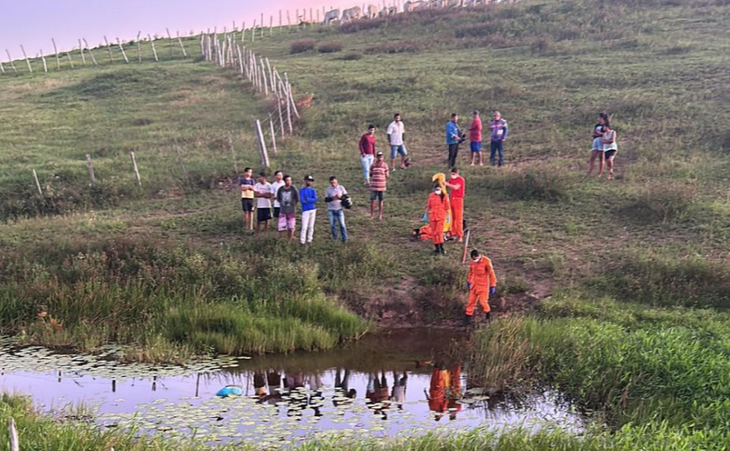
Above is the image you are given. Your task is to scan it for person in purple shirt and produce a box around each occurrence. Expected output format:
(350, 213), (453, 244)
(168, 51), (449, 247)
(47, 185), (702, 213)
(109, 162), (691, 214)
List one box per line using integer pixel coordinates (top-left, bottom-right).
(489, 111), (509, 167)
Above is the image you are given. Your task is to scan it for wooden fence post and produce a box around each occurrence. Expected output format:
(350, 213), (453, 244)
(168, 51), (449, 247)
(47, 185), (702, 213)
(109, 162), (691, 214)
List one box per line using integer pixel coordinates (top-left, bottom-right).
(283, 83), (293, 134)
(228, 132), (239, 174)
(130, 152), (142, 187)
(86, 154), (96, 185)
(148, 35), (159, 61)
(260, 58), (269, 96)
(79, 39), (86, 65)
(269, 114), (277, 155)
(254, 120), (270, 168)
(166, 28), (174, 58)
(103, 36), (113, 63)
(82, 39), (98, 66)
(116, 38), (129, 63)
(0, 61), (4, 74)
(174, 144), (189, 182)
(20, 45), (32, 73)
(40, 50), (48, 73)
(32, 169), (43, 196)
(9, 418), (19, 451)
(137, 32), (143, 63)
(5, 50), (17, 73)
(66, 52), (74, 69)
(286, 79), (300, 119)
(177, 32), (187, 57)
(52, 38), (61, 70)
(276, 93), (285, 138)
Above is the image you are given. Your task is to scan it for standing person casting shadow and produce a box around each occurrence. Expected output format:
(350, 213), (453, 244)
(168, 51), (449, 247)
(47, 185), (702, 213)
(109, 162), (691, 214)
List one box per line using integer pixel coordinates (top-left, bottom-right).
(602, 122), (618, 180)
(587, 112), (608, 177)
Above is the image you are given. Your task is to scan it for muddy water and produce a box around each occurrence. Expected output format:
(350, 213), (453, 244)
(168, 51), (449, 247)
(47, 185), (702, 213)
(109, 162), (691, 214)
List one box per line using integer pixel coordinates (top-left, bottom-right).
(0, 330), (584, 448)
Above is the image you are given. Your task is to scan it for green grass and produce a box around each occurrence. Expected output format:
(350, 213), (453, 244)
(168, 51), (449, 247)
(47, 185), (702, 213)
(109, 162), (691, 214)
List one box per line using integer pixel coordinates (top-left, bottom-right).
(2, 0), (730, 447)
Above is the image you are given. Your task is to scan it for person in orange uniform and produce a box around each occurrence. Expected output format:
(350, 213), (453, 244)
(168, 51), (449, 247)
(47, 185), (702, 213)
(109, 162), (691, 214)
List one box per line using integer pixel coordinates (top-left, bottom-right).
(444, 167), (465, 242)
(425, 185), (451, 255)
(425, 362), (462, 421)
(465, 249), (497, 327)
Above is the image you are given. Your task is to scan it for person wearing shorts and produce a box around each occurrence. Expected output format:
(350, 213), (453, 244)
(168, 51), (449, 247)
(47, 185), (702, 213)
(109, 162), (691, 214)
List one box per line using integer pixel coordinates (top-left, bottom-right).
(387, 113), (408, 171)
(239, 167), (255, 231)
(469, 110), (483, 166)
(254, 172), (273, 237)
(588, 113), (608, 177)
(369, 151), (389, 221)
(602, 122), (618, 180)
(270, 171), (285, 219)
(276, 175), (299, 241)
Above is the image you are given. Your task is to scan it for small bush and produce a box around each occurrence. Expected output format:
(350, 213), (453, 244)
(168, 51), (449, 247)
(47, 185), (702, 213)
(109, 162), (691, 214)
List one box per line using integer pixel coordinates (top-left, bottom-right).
(317, 41), (343, 53)
(339, 53), (363, 61)
(290, 39), (316, 54)
(364, 40), (428, 54)
(618, 185), (696, 223)
(340, 18), (386, 33)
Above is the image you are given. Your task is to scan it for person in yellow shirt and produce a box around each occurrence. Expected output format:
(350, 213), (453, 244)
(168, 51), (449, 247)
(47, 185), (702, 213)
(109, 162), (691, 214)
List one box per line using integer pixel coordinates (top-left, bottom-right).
(239, 167), (255, 231)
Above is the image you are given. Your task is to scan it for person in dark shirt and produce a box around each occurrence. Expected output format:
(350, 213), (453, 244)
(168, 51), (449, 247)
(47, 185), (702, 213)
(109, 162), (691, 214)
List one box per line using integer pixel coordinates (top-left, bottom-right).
(276, 175), (299, 241)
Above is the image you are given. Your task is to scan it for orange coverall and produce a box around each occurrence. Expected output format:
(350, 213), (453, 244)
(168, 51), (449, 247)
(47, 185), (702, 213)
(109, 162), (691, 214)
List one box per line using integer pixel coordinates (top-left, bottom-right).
(428, 364), (462, 417)
(466, 256), (497, 316)
(449, 175), (465, 239)
(426, 193), (450, 245)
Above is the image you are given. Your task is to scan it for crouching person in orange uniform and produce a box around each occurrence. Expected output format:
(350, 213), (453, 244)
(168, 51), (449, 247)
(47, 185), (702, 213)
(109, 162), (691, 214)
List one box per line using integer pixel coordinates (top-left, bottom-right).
(465, 249), (497, 327)
(425, 185), (451, 255)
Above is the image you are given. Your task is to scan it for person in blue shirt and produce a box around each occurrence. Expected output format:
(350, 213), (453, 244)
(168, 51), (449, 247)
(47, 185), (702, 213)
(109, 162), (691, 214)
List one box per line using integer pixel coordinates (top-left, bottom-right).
(299, 175), (318, 245)
(446, 113), (462, 169)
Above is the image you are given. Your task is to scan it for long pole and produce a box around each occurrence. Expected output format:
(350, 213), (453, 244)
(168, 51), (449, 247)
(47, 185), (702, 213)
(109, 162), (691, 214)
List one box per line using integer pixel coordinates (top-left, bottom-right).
(269, 114), (277, 155)
(148, 34), (159, 61)
(86, 154), (96, 185)
(5, 50), (17, 73)
(461, 229), (471, 264)
(52, 38), (60, 69)
(20, 45), (32, 73)
(130, 152), (142, 187)
(104, 36), (113, 63)
(32, 169), (43, 196)
(79, 39), (86, 65)
(83, 39), (98, 66)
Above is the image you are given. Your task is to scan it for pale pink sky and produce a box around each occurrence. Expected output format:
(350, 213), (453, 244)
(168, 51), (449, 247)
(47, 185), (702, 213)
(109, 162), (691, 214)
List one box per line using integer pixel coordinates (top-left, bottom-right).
(1, 0), (382, 57)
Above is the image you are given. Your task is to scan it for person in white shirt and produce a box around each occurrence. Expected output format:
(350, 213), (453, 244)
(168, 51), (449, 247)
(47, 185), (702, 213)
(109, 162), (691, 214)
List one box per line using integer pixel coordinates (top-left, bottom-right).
(253, 172), (274, 237)
(270, 171), (285, 219)
(386, 113), (408, 171)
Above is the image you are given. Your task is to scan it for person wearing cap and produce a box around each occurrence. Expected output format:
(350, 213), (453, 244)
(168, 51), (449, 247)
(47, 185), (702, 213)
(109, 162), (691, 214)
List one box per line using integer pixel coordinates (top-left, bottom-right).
(299, 175), (318, 245)
(469, 110), (483, 166)
(446, 113), (462, 169)
(425, 184), (451, 255)
(359, 125), (377, 185)
(369, 151), (390, 221)
(325, 176), (348, 243)
(444, 167), (465, 242)
(465, 249), (497, 327)
(276, 175), (299, 241)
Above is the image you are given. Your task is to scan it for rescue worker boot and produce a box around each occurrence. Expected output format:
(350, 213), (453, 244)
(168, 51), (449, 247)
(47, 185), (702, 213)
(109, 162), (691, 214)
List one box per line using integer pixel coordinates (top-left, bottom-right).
(434, 245), (441, 255)
(439, 244), (446, 255)
(462, 313), (472, 328)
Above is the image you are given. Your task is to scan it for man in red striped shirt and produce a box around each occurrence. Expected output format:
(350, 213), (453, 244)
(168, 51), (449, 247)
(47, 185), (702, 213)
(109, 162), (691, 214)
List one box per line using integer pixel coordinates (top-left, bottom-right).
(369, 151), (389, 221)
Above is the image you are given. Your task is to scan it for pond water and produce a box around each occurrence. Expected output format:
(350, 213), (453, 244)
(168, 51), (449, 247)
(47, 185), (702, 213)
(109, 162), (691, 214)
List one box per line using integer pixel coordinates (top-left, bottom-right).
(0, 330), (584, 448)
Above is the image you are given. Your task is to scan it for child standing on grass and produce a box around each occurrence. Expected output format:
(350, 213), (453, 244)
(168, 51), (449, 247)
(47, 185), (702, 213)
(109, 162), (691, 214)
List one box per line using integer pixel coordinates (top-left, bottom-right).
(239, 167), (255, 231)
(276, 175), (299, 242)
(587, 113), (608, 177)
(253, 172), (273, 237)
(602, 122), (618, 180)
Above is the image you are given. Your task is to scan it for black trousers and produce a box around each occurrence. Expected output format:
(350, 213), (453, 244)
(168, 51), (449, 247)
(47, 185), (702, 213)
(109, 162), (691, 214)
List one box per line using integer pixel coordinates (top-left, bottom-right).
(448, 143), (460, 168)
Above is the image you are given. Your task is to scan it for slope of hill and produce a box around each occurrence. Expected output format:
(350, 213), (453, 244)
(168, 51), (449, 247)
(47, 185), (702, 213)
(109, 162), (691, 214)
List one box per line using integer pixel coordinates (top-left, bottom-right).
(2, 0), (730, 448)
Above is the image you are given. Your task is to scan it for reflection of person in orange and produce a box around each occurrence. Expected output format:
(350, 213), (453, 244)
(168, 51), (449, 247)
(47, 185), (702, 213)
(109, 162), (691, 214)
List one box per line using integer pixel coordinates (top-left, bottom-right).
(257, 370), (283, 405)
(444, 167), (465, 243)
(425, 185), (451, 255)
(465, 249), (498, 327)
(425, 363), (462, 421)
(253, 371), (267, 398)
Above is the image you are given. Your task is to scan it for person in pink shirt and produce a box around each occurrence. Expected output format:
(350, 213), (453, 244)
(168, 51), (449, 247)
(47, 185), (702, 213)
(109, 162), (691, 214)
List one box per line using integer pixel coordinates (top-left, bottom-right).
(469, 110), (483, 166)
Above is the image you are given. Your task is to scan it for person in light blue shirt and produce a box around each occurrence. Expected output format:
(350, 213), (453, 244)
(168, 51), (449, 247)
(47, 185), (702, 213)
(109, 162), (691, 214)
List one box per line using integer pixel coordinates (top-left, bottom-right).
(446, 113), (462, 169)
(299, 175), (318, 245)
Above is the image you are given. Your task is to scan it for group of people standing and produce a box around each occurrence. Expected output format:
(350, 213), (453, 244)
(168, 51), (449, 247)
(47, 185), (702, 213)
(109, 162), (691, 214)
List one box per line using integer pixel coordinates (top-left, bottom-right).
(446, 110), (509, 168)
(240, 168), (350, 244)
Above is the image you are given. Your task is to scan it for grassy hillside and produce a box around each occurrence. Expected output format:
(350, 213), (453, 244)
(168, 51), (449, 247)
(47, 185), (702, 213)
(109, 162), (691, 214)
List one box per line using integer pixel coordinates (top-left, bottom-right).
(2, 0), (730, 447)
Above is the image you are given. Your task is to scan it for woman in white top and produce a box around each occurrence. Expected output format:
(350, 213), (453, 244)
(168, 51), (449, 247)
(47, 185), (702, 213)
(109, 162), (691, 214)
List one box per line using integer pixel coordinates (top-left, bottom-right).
(602, 122), (618, 180)
(588, 112), (609, 177)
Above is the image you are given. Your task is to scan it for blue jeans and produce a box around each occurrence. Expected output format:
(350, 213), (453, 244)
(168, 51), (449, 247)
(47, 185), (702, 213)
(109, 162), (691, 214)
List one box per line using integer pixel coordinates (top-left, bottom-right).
(361, 154), (374, 182)
(490, 140), (504, 166)
(328, 209), (347, 242)
(390, 144), (408, 160)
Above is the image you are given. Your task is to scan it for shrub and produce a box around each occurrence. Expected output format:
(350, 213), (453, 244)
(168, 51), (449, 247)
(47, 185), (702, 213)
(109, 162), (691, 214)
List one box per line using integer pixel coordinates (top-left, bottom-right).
(339, 53), (363, 61)
(290, 39), (316, 54)
(317, 41), (343, 53)
(364, 40), (428, 54)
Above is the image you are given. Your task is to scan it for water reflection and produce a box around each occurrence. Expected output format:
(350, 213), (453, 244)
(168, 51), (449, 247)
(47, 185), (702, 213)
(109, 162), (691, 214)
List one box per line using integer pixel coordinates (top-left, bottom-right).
(0, 331), (585, 447)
